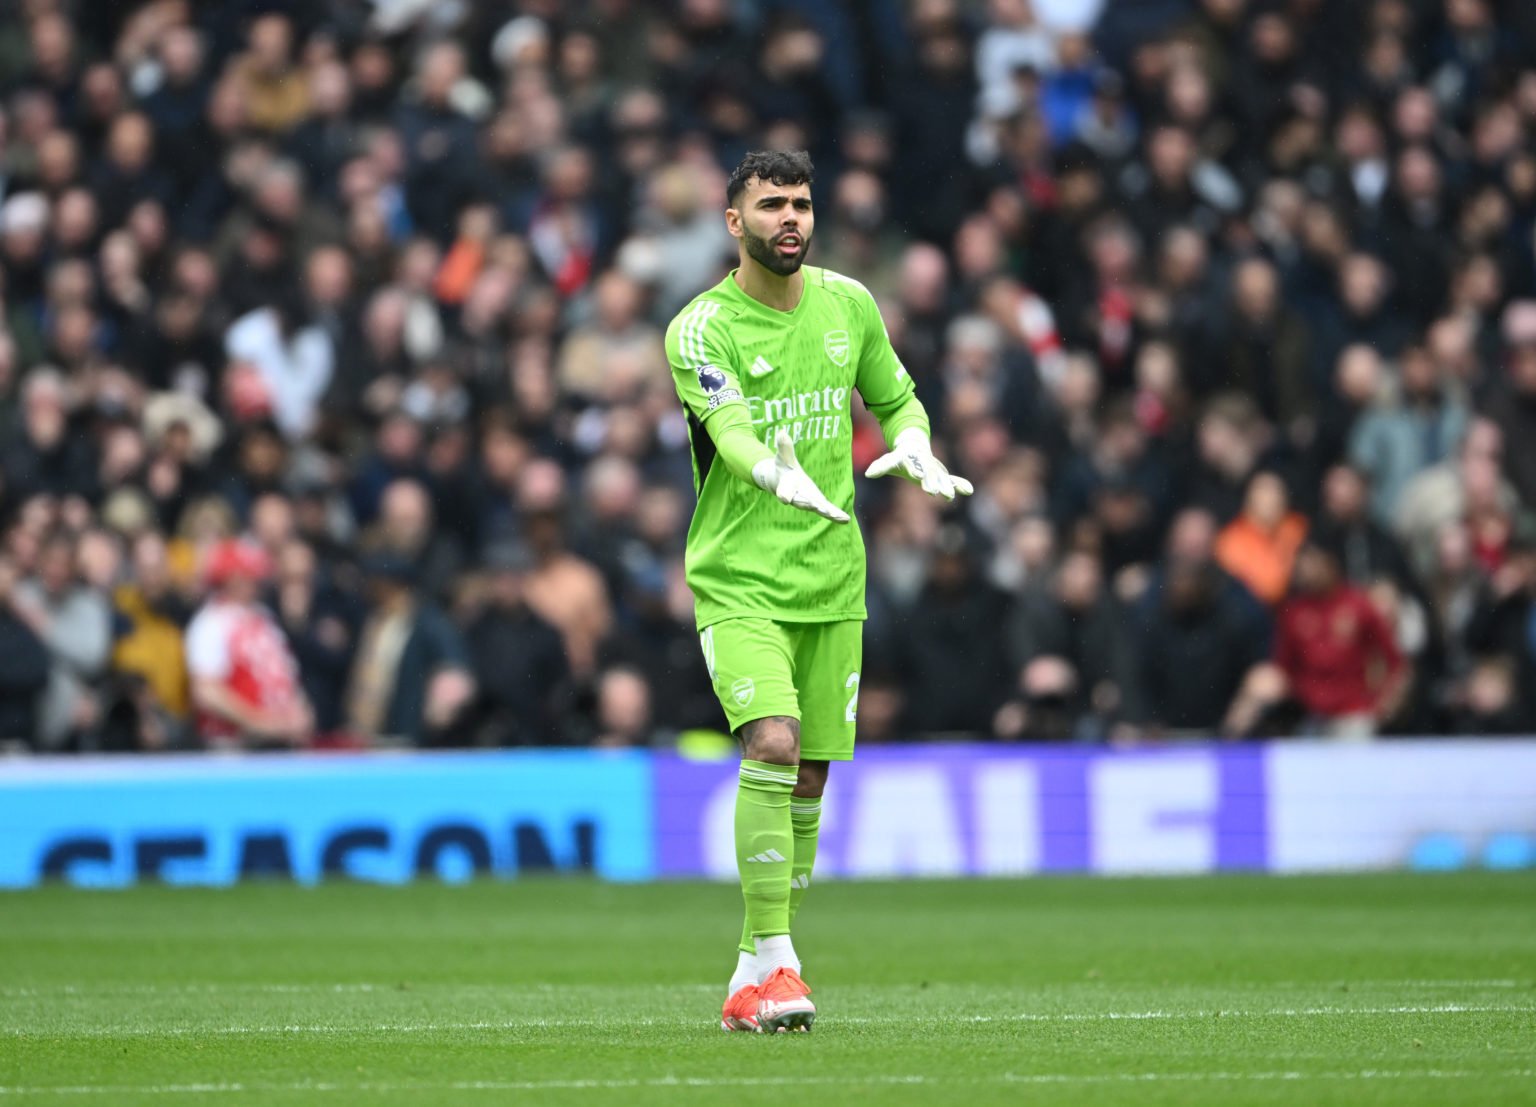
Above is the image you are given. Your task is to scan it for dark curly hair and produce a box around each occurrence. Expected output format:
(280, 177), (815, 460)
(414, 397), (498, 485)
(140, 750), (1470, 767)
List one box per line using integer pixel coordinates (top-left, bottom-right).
(726, 149), (815, 208)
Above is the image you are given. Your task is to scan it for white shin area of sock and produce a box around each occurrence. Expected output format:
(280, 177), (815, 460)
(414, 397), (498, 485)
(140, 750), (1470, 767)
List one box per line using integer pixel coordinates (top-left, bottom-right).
(728, 950), (758, 996)
(753, 935), (801, 981)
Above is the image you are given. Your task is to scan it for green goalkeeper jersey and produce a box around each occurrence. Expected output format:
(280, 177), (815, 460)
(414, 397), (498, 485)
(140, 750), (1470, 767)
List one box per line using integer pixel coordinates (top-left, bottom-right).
(666, 265), (929, 629)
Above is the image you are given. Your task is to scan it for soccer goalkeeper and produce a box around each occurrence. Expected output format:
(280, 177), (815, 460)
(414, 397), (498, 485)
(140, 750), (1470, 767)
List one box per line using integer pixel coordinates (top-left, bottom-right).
(666, 150), (972, 1033)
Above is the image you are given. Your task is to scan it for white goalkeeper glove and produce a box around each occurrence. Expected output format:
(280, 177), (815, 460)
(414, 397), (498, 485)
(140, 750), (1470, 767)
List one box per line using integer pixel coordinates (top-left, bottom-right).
(752, 428), (850, 524)
(864, 427), (974, 501)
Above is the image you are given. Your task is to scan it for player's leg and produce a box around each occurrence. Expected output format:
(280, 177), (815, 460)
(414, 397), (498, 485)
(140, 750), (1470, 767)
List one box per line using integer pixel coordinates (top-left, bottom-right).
(789, 760), (826, 927)
(742, 622), (861, 1033)
(786, 621), (862, 926)
(700, 619), (802, 1031)
(735, 713), (801, 974)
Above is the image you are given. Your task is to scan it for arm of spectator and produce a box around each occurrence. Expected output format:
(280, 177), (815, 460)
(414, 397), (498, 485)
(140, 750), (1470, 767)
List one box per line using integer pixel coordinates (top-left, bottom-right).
(1221, 662), (1288, 739)
(45, 592), (113, 677)
(5, 580), (52, 639)
(190, 676), (299, 740)
(1361, 598), (1408, 723)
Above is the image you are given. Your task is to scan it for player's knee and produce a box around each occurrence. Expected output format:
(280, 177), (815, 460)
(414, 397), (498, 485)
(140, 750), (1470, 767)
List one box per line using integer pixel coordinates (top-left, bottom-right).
(741, 716), (799, 765)
(794, 759), (828, 798)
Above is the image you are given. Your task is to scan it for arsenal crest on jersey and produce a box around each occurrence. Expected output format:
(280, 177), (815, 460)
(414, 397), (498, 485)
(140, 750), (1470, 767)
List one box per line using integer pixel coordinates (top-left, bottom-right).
(824, 330), (850, 367)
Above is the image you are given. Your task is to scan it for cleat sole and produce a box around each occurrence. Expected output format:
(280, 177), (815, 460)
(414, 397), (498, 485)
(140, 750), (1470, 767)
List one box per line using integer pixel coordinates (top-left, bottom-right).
(758, 1004), (816, 1034)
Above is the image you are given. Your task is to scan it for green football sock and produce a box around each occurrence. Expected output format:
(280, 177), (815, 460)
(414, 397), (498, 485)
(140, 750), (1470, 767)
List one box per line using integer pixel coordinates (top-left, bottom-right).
(735, 760), (797, 946)
(788, 796), (821, 924)
(739, 793), (822, 954)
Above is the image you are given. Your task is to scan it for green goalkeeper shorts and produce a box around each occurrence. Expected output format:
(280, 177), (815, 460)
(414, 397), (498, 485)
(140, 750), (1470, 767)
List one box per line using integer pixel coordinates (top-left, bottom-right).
(699, 618), (862, 761)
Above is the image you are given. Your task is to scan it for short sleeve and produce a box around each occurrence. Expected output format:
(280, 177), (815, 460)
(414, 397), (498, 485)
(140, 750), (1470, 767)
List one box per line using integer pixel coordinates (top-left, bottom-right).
(185, 606), (232, 680)
(666, 299), (748, 424)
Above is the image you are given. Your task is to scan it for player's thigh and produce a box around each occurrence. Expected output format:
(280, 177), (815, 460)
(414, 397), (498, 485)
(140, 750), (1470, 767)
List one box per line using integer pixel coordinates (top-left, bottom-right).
(789, 621), (862, 762)
(700, 618), (800, 736)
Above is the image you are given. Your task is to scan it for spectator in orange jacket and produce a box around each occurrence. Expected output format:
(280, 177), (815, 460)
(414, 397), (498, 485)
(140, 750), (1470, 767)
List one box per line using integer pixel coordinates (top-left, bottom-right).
(1214, 471), (1309, 606)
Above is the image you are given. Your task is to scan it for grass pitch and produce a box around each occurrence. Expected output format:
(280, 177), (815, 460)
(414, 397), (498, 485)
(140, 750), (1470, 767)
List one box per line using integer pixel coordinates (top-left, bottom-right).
(1, 874), (1534, 1106)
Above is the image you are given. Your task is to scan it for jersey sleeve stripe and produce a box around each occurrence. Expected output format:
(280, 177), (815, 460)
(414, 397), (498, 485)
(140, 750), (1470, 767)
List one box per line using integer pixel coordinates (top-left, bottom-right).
(684, 300), (721, 367)
(675, 301), (706, 364)
(680, 303), (702, 365)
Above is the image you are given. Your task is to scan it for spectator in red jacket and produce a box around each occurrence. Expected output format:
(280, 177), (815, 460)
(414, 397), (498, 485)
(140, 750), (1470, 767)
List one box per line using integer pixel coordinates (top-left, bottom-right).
(1273, 542), (1407, 740)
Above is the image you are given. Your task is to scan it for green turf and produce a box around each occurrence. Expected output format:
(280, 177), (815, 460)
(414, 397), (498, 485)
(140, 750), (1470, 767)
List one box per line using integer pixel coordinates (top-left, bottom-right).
(1, 874), (1534, 1106)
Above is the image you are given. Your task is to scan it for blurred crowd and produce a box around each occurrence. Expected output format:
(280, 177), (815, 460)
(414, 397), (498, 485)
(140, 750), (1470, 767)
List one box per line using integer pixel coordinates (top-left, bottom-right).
(3, 0), (1536, 752)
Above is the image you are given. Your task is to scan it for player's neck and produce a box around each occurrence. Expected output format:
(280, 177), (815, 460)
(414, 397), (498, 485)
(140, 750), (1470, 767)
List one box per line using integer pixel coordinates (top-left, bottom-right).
(734, 257), (804, 313)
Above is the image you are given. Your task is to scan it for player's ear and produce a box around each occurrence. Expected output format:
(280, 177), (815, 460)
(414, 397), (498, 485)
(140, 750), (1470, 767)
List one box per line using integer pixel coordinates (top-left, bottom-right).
(724, 207), (743, 239)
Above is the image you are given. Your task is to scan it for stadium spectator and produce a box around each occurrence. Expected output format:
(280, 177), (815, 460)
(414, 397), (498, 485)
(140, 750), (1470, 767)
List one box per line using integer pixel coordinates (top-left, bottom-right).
(1125, 510), (1270, 737)
(0, 555), (52, 747)
(271, 537), (357, 741)
(999, 546), (1123, 739)
(896, 525), (1012, 737)
(462, 541), (569, 747)
(1214, 471), (1309, 608)
(344, 550), (473, 746)
(185, 537), (312, 749)
(360, 478), (463, 605)
(10, 529), (112, 749)
(1348, 344), (1469, 526)
(1273, 542), (1407, 740)
(109, 531), (192, 747)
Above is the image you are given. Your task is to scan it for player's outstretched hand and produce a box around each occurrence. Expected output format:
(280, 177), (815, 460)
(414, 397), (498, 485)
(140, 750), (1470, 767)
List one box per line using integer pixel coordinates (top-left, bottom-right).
(864, 428), (975, 501)
(752, 429), (851, 524)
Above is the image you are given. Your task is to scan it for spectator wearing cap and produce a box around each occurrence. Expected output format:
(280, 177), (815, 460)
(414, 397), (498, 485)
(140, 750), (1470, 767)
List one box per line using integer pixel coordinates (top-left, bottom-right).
(345, 549), (473, 746)
(463, 541), (569, 746)
(185, 536), (312, 749)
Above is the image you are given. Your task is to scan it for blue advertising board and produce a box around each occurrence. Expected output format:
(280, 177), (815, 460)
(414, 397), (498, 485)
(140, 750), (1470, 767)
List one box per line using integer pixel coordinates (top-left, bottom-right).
(0, 750), (653, 887)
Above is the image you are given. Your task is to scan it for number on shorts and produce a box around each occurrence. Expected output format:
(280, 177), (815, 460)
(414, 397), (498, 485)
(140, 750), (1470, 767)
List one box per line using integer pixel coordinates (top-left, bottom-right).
(844, 671), (860, 723)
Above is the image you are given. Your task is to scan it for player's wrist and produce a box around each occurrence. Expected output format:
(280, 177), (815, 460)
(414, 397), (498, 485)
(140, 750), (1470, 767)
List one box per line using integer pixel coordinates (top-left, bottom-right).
(751, 457), (780, 492)
(892, 427), (932, 456)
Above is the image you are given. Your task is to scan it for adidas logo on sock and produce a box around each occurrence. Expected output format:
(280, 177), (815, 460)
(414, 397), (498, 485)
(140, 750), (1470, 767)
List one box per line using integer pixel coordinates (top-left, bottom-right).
(790, 874), (810, 889)
(745, 849), (786, 864)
